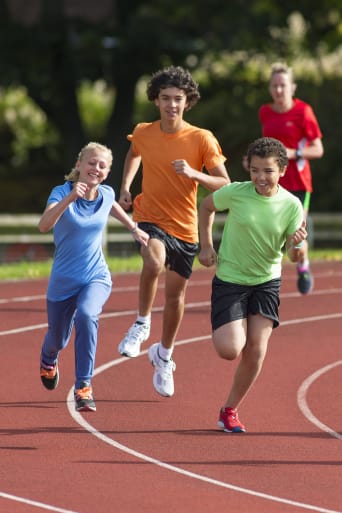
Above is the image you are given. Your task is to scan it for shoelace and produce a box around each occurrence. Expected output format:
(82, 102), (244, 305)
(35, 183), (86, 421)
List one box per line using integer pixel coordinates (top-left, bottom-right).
(157, 357), (176, 376)
(127, 323), (148, 343)
(75, 387), (93, 400)
(226, 410), (241, 425)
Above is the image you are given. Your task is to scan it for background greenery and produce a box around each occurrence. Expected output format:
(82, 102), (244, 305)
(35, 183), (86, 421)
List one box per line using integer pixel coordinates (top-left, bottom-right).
(0, 0), (341, 213)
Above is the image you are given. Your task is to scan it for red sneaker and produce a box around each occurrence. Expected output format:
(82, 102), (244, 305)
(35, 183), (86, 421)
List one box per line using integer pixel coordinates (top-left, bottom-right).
(218, 406), (246, 433)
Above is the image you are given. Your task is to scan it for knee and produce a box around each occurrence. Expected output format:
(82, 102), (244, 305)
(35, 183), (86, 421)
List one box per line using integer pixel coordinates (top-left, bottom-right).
(143, 256), (164, 277)
(217, 347), (241, 361)
(75, 307), (98, 326)
(166, 288), (186, 308)
(213, 337), (242, 360)
(243, 341), (267, 366)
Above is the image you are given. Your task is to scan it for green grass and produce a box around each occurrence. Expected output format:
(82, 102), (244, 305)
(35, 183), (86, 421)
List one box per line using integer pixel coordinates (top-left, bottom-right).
(0, 249), (341, 281)
(0, 255), (143, 281)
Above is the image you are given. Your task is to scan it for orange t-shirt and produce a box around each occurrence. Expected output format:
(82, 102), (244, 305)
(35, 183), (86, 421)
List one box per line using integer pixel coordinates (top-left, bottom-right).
(130, 121), (226, 243)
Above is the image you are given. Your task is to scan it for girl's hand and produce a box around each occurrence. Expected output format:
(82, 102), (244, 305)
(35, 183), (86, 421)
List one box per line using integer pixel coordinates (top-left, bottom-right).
(131, 227), (150, 247)
(72, 181), (89, 199)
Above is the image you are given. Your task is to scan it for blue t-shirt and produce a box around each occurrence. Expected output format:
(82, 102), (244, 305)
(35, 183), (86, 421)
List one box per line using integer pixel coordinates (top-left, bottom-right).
(46, 182), (115, 300)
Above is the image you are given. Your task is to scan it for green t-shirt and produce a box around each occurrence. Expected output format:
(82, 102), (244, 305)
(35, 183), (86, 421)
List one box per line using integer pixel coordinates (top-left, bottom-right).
(212, 182), (303, 285)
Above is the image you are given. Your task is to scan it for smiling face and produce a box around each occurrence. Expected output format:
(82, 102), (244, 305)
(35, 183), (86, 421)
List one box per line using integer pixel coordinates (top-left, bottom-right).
(154, 87), (188, 131)
(76, 148), (112, 188)
(249, 155), (286, 197)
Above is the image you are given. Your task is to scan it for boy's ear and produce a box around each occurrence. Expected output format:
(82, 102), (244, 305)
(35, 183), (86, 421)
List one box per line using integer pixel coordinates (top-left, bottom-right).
(280, 165), (287, 177)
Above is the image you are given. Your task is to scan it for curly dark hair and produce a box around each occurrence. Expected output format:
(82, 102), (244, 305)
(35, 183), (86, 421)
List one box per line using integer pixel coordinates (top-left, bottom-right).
(247, 137), (288, 169)
(146, 66), (200, 110)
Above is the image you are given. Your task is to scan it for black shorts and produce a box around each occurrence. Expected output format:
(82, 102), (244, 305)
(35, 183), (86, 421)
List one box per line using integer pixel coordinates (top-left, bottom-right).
(137, 222), (198, 279)
(211, 276), (281, 330)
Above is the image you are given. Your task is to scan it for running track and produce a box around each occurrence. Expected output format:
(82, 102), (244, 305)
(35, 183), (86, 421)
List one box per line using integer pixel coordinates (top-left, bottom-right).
(0, 262), (341, 513)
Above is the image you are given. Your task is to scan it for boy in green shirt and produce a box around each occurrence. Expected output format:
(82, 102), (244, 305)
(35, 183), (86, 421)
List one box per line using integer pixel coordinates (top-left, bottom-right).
(199, 137), (307, 432)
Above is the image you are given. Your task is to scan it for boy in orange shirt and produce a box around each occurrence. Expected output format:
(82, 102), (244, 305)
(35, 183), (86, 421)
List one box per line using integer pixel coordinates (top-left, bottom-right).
(118, 65), (230, 397)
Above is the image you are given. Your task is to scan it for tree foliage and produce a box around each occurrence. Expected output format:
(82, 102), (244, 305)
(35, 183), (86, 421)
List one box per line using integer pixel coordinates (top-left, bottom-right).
(0, 0), (341, 212)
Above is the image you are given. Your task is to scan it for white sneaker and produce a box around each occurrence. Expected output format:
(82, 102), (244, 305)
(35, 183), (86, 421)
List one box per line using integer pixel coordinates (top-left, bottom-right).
(148, 343), (176, 397)
(118, 322), (150, 358)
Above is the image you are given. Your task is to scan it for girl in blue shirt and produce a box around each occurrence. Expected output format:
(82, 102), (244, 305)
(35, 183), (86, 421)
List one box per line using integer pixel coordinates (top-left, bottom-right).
(39, 142), (149, 412)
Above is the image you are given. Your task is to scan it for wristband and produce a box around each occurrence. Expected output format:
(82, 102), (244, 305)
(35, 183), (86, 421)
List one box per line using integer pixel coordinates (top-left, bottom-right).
(130, 222), (138, 234)
(296, 148), (303, 160)
(290, 240), (304, 249)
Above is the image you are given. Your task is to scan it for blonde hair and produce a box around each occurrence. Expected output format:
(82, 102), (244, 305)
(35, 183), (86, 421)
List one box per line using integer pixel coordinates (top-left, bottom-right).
(65, 142), (113, 182)
(270, 62), (295, 83)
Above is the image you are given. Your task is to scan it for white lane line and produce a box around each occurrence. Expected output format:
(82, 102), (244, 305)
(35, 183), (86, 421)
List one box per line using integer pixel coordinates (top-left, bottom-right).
(0, 491), (81, 513)
(2, 306), (342, 337)
(1, 278), (342, 304)
(297, 361), (342, 440)
(0, 294), (46, 304)
(65, 332), (341, 513)
(1, 290), (341, 512)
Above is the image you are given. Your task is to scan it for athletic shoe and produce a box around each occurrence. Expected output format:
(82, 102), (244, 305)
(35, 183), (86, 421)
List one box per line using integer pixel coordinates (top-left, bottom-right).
(297, 267), (313, 294)
(218, 406), (246, 433)
(40, 363), (59, 390)
(118, 321), (151, 358)
(148, 343), (176, 397)
(74, 382), (96, 412)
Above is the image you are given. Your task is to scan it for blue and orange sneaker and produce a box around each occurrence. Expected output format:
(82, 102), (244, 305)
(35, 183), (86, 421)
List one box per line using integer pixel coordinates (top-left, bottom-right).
(40, 363), (59, 390)
(218, 406), (246, 433)
(74, 382), (96, 412)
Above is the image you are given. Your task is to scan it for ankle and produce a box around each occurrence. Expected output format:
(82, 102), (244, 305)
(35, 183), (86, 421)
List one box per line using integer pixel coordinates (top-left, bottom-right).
(297, 258), (309, 272)
(223, 405), (236, 412)
(158, 342), (173, 361)
(136, 314), (151, 324)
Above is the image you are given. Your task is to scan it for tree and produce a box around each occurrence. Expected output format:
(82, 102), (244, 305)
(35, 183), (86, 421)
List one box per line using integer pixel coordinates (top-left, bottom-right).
(0, 0), (341, 210)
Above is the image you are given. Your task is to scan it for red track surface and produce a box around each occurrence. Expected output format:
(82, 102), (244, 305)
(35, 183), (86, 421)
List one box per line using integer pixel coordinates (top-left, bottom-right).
(0, 262), (341, 513)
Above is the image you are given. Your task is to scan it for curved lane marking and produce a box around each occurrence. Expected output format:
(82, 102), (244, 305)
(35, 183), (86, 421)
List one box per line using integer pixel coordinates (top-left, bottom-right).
(0, 297), (341, 512)
(297, 360), (342, 440)
(0, 492), (80, 513)
(67, 328), (341, 513)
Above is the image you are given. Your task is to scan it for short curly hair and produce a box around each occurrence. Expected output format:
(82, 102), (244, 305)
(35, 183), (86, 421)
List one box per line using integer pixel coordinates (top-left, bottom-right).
(246, 137), (288, 169)
(146, 66), (200, 111)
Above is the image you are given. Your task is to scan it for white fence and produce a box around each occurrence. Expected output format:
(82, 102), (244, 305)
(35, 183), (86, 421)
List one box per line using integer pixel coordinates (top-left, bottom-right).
(0, 213), (341, 262)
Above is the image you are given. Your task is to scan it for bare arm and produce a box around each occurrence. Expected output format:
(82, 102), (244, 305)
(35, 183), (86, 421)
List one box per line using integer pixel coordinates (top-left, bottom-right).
(287, 137), (324, 161)
(198, 194), (218, 267)
(110, 201), (149, 246)
(285, 220), (307, 263)
(38, 182), (88, 233)
(119, 144), (142, 210)
(172, 160), (230, 192)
